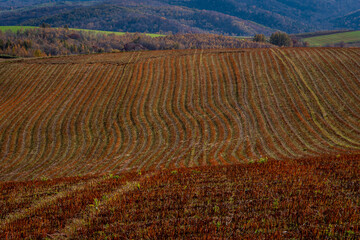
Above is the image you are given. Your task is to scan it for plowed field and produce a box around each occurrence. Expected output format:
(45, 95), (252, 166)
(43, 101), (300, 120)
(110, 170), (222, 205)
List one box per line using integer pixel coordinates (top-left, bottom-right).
(0, 48), (360, 181)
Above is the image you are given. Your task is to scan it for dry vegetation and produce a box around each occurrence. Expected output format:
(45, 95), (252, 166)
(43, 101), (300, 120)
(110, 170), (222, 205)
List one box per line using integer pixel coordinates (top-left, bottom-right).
(0, 48), (360, 182)
(0, 47), (360, 238)
(0, 154), (359, 239)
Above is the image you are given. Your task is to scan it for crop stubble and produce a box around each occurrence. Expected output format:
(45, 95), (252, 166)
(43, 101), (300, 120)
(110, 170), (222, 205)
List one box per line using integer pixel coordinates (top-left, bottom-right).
(0, 48), (359, 181)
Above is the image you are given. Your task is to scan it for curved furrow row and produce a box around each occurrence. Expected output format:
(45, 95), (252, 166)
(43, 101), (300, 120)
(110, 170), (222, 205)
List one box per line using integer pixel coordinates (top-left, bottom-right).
(217, 53), (245, 164)
(167, 52), (201, 168)
(141, 57), (172, 171)
(0, 64), (41, 162)
(135, 59), (166, 170)
(265, 51), (339, 156)
(340, 48), (360, 70)
(0, 64), (44, 114)
(48, 65), (104, 178)
(181, 54), (202, 167)
(159, 56), (189, 169)
(125, 59), (159, 170)
(85, 65), (125, 174)
(191, 50), (219, 166)
(295, 49), (360, 140)
(213, 54), (245, 163)
(200, 51), (225, 166)
(117, 61), (146, 171)
(112, 54), (149, 170)
(282, 49), (360, 149)
(155, 56), (185, 169)
(248, 51), (300, 159)
(225, 53), (253, 160)
(270, 49), (349, 151)
(251, 51), (303, 159)
(3, 65), (89, 180)
(174, 55), (202, 168)
(261, 50), (320, 157)
(65, 65), (112, 175)
(33, 65), (93, 178)
(323, 49), (360, 103)
(227, 53), (254, 162)
(77, 64), (119, 175)
(151, 56), (185, 169)
(308, 49), (360, 118)
(9, 65), (71, 178)
(0, 64), (31, 105)
(87, 64), (123, 164)
(0, 65), (59, 178)
(235, 52), (264, 159)
(124, 60), (157, 170)
(264, 50), (331, 157)
(0, 64), (44, 136)
(199, 54), (229, 165)
(110, 53), (143, 171)
(36, 65), (94, 178)
(260, 51), (326, 157)
(99, 53), (138, 171)
(168, 55), (199, 168)
(205, 55), (235, 164)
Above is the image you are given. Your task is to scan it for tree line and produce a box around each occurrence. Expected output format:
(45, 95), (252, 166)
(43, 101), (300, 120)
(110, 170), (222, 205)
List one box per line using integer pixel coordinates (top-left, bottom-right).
(0, 27), (273, 58)
(253, 32), (309, 47)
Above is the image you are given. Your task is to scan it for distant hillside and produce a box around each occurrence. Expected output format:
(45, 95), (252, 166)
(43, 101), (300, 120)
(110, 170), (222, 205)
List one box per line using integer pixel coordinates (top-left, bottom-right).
(332, 10), (360, 30)
(1, 48), (360, 181)
(0, 27), (273, 58)
(292, 30), (360, 47)
(1, 0), (360, 35)
(1, 2), (273, 36)
(304, 31), (360, 47)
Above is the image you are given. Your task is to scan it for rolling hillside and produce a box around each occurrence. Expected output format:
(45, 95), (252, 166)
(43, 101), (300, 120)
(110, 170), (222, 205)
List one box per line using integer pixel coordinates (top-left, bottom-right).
(332, 9), (360, 30)
(1, 0), (360, 34)
(1, 154), (359, 238)
(0, 48), (360, 181)
(301, 31), (360, 47)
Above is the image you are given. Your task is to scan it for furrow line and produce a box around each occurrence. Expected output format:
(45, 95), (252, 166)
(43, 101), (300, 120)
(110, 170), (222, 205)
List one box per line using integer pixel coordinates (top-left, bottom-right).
(296, 49), (360, 141)
(78, 64), (119, 175)
(278, 49), (360, 148)
(36, 65), (92, 179)
(10, 65), (71, 179)
(253, 51), (301, 159)
(124, 60), (157, 170)
(270, 49), (348, 151)
(261, 50), (325, 156)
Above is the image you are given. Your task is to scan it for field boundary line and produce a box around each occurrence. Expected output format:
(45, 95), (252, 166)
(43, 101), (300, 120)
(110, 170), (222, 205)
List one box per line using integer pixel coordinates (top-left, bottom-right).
(55, 173), (155, 239)
(0, 176), (103, 227)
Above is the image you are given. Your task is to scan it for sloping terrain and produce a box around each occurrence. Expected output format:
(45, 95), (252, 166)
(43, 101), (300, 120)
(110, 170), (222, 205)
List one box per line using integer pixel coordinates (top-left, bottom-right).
(1, 154), (359, 238)
(1, 0), (360, 34)
(0, 48), (360, 181)
(302, 31), (360, 47)
(332, 10), (360, 30)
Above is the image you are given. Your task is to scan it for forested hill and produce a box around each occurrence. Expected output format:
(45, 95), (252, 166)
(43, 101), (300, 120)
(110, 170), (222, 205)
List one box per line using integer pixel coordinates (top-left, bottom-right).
(0, 0), (360, 35)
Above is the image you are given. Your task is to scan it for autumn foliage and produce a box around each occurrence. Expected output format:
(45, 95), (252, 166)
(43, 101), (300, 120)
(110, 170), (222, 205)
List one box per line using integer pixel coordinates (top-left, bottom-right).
(0, 154), (359, 239)
(0, 48), (360, 181)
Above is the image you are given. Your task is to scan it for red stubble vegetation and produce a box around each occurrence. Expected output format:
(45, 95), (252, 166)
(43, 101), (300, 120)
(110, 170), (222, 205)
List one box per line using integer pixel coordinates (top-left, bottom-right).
(0, 48), (360, 181)
(0, 154), (359, 239)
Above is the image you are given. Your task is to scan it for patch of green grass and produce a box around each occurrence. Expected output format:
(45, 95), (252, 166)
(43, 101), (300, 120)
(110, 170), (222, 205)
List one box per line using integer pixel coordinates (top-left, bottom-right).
(69, 28), (164, 37)
(0, 26), (37, 32)
(303, 31), (360, 46)
(0, 26), (164, 37)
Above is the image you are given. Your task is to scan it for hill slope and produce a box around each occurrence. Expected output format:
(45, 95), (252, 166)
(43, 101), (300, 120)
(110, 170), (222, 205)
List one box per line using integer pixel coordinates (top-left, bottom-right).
(1, 0), (360, 34)
(1, 154), (359, 238)
(302, 31), (360, 47)
(332, 10), (360, 30)
(0, 48), (360, 181)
